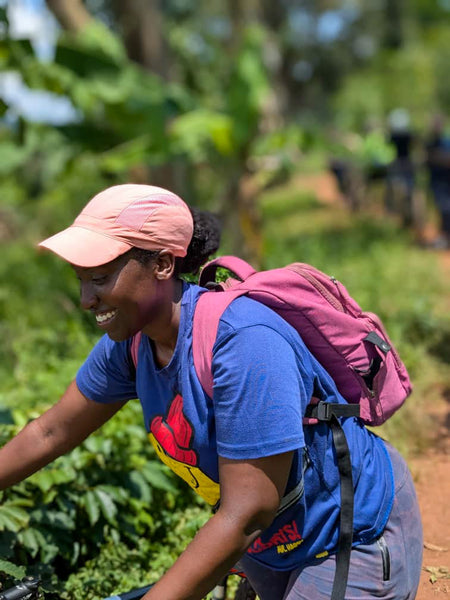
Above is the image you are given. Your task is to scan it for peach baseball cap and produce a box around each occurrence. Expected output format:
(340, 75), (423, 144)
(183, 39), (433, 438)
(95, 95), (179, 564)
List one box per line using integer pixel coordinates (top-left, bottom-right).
(39, 184), (194, 267)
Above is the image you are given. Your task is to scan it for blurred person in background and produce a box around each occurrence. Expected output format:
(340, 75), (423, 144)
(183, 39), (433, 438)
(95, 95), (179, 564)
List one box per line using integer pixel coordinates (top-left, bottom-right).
(425, 114), (450, 249)
(385, 108), (417, 227)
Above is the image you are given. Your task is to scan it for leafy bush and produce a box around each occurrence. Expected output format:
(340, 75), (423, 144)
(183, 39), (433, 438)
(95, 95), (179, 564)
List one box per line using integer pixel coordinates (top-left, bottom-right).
(0, 400), (205, 595)
(59, 505), (210, 600)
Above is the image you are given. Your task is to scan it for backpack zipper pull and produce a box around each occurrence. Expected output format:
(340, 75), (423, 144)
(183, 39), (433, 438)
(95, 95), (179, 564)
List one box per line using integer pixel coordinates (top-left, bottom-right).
(330, 276), (349, 313)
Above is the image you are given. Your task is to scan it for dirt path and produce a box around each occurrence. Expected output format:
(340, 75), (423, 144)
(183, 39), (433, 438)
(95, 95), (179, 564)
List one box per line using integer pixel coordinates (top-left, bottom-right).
(410, 253), (450, 599)
(412, 452), (450, 598)
(295, 172), (450, 599)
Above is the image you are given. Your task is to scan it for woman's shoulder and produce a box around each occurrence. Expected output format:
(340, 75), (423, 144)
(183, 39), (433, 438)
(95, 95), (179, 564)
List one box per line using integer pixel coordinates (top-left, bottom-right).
(218, 295), (295, 337)
(83, 333), (132, 369)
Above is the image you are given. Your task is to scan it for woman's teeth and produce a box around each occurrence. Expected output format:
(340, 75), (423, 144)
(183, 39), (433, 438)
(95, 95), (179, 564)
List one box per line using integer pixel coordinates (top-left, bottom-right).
(96, 310), (117, 323)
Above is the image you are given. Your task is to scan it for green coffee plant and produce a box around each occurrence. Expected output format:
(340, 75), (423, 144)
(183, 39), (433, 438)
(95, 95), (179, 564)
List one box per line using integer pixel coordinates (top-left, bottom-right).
(0, 400), (198, 586)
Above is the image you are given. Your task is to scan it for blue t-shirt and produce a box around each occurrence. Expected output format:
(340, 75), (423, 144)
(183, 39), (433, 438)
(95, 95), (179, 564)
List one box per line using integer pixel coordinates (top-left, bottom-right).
(77, 282), (394, 571)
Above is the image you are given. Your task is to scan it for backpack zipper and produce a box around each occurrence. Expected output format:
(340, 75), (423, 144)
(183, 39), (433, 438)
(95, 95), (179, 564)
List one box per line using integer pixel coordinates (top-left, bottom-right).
(377, 535), (391, 581)
(291, 266), (345, 312)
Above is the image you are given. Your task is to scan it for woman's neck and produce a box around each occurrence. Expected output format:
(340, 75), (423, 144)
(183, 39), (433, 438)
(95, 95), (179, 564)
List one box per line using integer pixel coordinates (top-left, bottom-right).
(143, 278), (183, 367)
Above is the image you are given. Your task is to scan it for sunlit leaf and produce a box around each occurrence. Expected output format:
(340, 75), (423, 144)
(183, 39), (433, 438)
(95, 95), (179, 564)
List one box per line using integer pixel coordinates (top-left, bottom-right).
(27, 465), (76, 493)
(170, 110), (234, 160)
(0, 559), (26, 579)
(0, 504), (29, 532)
(93, 488), (117, 525)
(98, 136), (153, 173)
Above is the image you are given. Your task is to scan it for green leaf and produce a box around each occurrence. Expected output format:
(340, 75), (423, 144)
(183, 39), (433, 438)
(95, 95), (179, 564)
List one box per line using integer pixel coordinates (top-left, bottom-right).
(0, 7), (9, 27)
(20, 58), (76, 95)
(170, 110), (234, 160)
(0, 504), (29, 532)
(128, 471), (152, 503)
(31, 509), (75, 531)
(141, 462), (177, 492)
(83, 490), (100, 526)
(63, 21), (127, 65)
(0, 559), (26, 579)
(95, 485), (128, 503)
(98, 136), (153, 174)
(54, 37), (123, 78)
(38, 541), (60, 564)
(17, 527), (47, 557)
(93, 488), (117, 525)
(8, 38), (35, 62)
(11, 410), (30, 429)
(83, 436), (112, 455)
(27, 465), (75, 493)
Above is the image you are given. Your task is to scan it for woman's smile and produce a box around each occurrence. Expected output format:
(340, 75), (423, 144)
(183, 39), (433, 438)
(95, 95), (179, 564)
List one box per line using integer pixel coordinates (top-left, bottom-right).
(95, 309), (118, 326)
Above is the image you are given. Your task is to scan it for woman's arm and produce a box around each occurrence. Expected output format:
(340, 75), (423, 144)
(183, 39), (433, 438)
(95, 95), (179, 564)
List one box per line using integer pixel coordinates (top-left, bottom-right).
(0, 379), (126, 490)
(143, 450), (294, 600)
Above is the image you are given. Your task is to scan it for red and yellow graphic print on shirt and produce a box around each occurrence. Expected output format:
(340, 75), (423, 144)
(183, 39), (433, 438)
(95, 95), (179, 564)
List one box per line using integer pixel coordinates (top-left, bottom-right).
(148, 393), (220, 506)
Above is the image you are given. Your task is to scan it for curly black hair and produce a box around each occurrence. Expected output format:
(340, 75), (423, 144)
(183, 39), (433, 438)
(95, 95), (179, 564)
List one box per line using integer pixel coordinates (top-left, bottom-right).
(129, 207), (222, 276)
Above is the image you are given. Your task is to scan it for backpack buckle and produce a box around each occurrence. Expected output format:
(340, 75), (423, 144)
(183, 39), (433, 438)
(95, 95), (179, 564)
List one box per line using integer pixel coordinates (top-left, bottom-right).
(306, 401), (360, 422)
(316, 401), (333, 421)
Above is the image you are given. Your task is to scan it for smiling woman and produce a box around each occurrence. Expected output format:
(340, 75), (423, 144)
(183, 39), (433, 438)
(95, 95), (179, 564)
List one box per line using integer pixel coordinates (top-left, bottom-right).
(40, 184), (221, 346)
(0, 183), (423, 600)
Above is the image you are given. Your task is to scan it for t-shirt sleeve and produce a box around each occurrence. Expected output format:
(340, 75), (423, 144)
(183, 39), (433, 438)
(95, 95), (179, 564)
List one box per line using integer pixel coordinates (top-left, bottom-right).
(76, 335), (137, 403)
(211, 323), (307, 460)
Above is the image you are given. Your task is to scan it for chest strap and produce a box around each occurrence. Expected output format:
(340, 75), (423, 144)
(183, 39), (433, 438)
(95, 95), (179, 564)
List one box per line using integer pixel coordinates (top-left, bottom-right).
(305, 401), (357, 600)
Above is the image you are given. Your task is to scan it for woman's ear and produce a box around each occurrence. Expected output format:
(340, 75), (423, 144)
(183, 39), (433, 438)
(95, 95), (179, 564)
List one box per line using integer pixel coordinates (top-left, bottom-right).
(153, 250), (176, 280)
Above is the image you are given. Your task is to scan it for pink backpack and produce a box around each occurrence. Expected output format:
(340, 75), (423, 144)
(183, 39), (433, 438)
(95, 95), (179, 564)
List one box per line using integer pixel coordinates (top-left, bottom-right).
(191, 256), (412, 426)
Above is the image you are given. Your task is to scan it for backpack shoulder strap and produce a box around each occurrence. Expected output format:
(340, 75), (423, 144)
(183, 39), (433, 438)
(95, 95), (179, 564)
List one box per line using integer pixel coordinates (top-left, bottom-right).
(194, 256), (255, 396)
(199, 256), (256, 287)
(192, 289), (247, 397)
(130, 331), (142, 369)
(131, 252), (254, 378)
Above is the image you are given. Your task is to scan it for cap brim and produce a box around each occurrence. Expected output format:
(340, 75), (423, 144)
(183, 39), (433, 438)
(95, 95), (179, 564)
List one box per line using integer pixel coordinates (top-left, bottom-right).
(38, 226), (133, 268)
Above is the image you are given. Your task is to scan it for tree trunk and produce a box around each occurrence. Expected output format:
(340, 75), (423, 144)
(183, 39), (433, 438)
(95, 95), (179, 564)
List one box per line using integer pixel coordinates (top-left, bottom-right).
(111, 0), (168, 79)
(384, 0), (404, 49)
(219, 166), (264, 268)
(45, 0), (92, 33)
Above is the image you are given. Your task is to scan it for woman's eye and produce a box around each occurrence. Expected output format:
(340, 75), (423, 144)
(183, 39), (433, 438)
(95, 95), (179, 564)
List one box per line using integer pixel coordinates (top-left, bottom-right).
(92, 276), (108, 285)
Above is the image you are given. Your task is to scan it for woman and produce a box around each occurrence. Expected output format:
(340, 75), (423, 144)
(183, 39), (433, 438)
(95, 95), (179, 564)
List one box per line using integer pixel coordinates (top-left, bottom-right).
(0, 184), (422, 599)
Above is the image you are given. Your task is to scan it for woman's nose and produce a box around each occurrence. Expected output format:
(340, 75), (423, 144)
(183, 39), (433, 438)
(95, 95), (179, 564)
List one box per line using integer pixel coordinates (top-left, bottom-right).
(80, 283), (99, 310)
